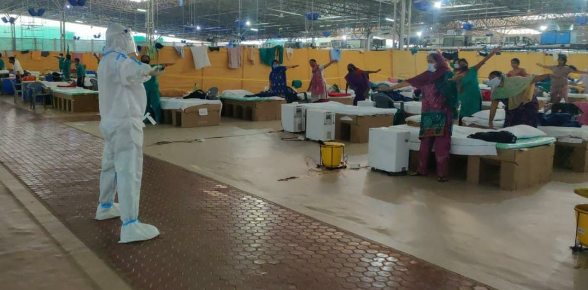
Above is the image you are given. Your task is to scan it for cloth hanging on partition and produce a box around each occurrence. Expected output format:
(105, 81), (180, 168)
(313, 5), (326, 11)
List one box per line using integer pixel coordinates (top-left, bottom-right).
(330, 48), (341, 62)
(174, 46), (185, 57)
(41, 51), (50, 57)
(286, 48), (294, 61)
(31, 51), (41, 60)
(259, 45), (284, 66)
(248, 47), (256, 64)
(189, 46), (211, 70)
(227, 47), (242, 69)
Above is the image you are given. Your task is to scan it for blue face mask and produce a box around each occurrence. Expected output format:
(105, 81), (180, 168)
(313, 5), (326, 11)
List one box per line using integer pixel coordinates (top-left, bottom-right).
(272, 64), (279, 68)
(427, 63), (436, 72)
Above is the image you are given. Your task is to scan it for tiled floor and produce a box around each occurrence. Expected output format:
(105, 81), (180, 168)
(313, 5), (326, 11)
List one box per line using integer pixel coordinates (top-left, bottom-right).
(0, 102), (492, 290)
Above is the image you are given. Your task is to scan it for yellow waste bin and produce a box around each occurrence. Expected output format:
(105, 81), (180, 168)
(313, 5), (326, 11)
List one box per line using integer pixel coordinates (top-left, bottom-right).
(320, 142), (344, 169)
(575, 204), (588, 247)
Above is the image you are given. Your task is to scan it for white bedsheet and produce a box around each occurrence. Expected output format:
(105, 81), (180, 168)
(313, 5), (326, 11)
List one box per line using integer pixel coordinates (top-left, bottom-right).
(40, 81), (71, 89)
(299, 102), (397, 116)
(374, 81), (414, 92)
(462, 117), (505, 129)
(160, 98), (223, 113)
(539, 126), (588, 143)
(393, 125), (497, 156)
(221, 89), (283, 101)
(394, 101), (422, 115)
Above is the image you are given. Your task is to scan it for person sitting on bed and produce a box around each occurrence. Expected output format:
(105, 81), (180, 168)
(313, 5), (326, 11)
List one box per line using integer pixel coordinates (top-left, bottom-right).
(487, 71), (551, 129)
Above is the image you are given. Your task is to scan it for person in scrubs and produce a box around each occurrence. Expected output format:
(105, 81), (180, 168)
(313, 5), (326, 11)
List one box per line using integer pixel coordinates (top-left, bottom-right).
(74, 58), (86, 87)
(95, 23), (163, 243)
(63, 54), (72, 81)
(140, 55), (173, 124)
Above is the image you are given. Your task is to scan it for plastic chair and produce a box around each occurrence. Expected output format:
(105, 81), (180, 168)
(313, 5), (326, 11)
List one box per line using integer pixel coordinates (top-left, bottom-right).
(10, 80), (22, 104)
(28, 82), (52, 110)
(90, 78), (98, 91)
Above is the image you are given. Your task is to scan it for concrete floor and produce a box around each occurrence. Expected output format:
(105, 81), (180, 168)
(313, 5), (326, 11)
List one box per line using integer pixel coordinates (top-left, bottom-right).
(63, 117), (588, 290)
(0, 183), (99, 290)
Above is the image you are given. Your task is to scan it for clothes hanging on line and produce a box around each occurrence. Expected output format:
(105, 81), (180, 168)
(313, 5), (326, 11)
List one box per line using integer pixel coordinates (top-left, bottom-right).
(227, 47), (242, 69)
(208, 46), (220, 52)
(286, 48), (294, 61)
(189, 46), (211, 70)
(174, 46), (185, 58)
(259, 46), (284, 66)
(330, 48), (341, 62)
(41, 51), (50, 57)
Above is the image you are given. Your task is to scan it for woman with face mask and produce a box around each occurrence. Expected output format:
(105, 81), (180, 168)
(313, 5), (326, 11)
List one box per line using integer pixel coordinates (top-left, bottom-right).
(450, 47), (501, 120)
(381, 53), (459, 182)
(140, 55), (173, 124)
(269, 60), (299, 97)
(537, 54), (588, 104)
(307, 59), (337, 103)
(487, 71), (551, 129)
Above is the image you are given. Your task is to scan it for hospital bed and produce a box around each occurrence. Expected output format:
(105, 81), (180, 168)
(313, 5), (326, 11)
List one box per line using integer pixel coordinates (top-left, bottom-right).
(220, 90), (285, 121)
(160, 98), (223, 128)
(50, 87), (99, 113)
(393, 124), (556, 190)
(539, 126), (588, 172)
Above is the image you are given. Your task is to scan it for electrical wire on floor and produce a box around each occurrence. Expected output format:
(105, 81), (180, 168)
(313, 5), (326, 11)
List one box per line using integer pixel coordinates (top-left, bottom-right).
(148, 130), (283, 146)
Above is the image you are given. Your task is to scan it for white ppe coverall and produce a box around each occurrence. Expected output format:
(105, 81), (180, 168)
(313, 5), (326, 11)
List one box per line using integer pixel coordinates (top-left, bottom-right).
(95, 23), (160, 243)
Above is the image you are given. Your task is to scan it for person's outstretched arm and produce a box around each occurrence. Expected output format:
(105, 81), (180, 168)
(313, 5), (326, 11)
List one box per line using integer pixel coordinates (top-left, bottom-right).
(536, 63), (552, 70)
(323, 60), (337, 69)
(532, 74), (552, 83)
(473, 46), (501, 71)
(488, 100), (500, 129)
(380, 81), (411, 91)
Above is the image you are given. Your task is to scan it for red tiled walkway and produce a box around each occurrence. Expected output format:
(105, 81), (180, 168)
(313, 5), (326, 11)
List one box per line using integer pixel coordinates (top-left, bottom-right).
(0, 102), (493, 290)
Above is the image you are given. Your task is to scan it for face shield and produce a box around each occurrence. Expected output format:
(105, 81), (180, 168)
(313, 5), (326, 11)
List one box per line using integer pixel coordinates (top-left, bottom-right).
(105, 24), (138, 55)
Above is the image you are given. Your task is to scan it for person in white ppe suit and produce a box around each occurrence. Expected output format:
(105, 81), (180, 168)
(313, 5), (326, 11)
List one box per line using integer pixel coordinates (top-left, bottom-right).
(95, 23), (163, 243)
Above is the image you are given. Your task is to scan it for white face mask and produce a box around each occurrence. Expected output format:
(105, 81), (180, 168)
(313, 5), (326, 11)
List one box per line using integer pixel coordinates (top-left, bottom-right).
(427, 63), (436, 72)
(488, 77), (501, 88)
(453, 63), (460, 69)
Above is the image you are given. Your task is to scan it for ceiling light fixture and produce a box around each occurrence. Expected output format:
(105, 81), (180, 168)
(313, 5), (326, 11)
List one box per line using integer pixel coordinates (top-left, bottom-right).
(385, 18), (395, 22)
(75, 20), (83, 23)
(434, 1), (442, 9)
(169, 34), (176, 37)
(342, 35), (347, 40)
(246, 21), (251, 26)
(196, 26), (201, 30)
(137, 8), (146, 12)
(251, 28), (259, 31)
(417, 31), (423, 37)
(540, 25), (547, 31)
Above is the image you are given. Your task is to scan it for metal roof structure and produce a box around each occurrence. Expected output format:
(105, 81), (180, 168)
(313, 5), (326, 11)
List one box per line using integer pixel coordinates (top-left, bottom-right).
(0, 0), (584, 41)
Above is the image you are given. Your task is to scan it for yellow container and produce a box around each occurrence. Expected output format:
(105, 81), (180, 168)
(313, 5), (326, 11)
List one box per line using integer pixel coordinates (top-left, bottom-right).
(321, 142), (344, 169)
(575, 204), (588, 247)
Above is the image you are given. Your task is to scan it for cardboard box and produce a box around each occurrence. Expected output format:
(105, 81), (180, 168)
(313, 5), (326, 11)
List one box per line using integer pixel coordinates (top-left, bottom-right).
(409, 143), (555, 191)
(51, 92), (99, 113)
(554, 141), (588, 173)
(335, 114), (394, 143)
(169, 104), (221, 128)
(221, 99), (285, 121)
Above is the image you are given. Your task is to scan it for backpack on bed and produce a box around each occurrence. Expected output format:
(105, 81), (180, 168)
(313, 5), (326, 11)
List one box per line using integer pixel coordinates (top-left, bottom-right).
(183, 89), (207, 99)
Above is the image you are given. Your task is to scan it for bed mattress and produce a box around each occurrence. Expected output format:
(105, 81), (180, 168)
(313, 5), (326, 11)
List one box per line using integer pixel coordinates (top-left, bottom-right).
(220, 90), (283, 101)
(300, 102), (397, 116)
(160, 98), (223, 112)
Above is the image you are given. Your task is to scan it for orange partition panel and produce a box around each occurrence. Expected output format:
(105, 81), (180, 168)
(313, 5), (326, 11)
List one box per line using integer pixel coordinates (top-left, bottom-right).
(392, 50), (423, 80)
(364, 50), (393, 82)
(242, 47), (272, 93)
(201, 48), (243, 92)
(157, 46), (203, 92)
(283, 48), (310, 90)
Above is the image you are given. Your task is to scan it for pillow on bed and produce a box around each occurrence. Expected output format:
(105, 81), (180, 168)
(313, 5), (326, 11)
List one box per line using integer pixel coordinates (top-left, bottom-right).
(500, 125), (547, 139)
(472, 109), (505, 121)
(406, 115), (421, 123)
